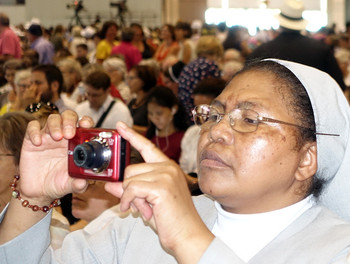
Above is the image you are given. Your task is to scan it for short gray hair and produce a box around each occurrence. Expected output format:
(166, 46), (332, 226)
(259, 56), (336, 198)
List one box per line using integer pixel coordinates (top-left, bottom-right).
(14, 69), (32, 86)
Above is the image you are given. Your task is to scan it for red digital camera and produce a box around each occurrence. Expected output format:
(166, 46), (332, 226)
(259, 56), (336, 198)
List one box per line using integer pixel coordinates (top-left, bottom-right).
(68, 127), (129, 182)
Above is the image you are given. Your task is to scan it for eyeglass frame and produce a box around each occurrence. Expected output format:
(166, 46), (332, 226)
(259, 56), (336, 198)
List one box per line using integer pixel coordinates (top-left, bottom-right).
(192, 104), (339, 136)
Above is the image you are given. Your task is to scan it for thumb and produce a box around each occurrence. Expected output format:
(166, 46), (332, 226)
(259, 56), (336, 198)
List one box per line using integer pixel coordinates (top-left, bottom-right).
(116, 122), (168, 163)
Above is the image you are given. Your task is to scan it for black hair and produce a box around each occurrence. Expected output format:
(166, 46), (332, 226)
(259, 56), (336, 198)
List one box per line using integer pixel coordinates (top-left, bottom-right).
(130, 23), (144, 37)
(32, 64), (64, 94)
(222, 26), (243, 51)
(121, 27), (134, 42)
(193, 77), (226, 98)
(100, 21), (118, 39)
(85, 71), (111, 91)
(76, 43), (88, 50)
(145, 86), (190, 139)
(175, 21), (192, 38)
(76, 56), (89, 67)
(162, 24), (176, 41)
(240, 59), (324, 198)
(130, 65), (157, 92)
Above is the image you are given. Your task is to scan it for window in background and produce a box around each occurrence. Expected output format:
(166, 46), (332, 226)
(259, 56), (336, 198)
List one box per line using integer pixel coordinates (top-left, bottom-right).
(205, 0), (327, 35)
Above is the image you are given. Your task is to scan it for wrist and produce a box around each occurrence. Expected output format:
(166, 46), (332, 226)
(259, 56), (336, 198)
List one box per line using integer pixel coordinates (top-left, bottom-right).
(10, 175), (60, 213)
(173, 228), (214, 264)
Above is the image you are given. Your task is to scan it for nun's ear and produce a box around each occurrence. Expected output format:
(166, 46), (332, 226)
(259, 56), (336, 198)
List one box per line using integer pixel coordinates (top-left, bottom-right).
(295, 142), (317, 182)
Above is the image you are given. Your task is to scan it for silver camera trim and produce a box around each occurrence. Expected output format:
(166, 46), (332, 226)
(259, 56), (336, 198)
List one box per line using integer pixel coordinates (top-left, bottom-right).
(90, 135), (112, 173)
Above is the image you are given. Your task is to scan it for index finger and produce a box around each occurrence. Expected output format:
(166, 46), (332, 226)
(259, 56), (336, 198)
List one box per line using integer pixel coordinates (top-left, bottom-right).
(116, 122), (168, 163)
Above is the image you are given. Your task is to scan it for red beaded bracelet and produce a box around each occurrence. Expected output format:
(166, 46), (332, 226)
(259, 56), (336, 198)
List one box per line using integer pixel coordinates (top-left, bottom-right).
(10, 175), (60, 213)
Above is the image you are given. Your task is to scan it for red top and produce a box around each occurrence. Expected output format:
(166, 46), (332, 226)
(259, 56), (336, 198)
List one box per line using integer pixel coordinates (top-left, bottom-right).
(0, 27), (22, 58)
(154, 42), (178, 62)
(111, 42), (142, 71)
(110, 84), (124, 102)
(151, 131), (185, 163)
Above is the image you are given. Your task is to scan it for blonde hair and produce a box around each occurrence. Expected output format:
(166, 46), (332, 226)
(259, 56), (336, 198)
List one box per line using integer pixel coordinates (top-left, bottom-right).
(195, 35), (224, 58)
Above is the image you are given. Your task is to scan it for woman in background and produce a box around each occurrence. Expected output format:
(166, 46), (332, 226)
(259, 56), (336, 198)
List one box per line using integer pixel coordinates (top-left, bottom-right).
(174, 21), (196, 64)
(154, 24), (178, 65)
(95, 21), (119, 64)
(127, 64), (157, 134)
(146, 86), (189, 163)
(0, 69), (37, 114)
(131, 23), (156, 59)
(103, 57), (132, 103)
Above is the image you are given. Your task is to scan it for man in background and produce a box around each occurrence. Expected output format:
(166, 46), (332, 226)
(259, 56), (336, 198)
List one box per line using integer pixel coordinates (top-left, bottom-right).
(27, 24), (54, 64)
(0, 13), (22, 62)
(75, 71), (133, 129)
(30, 64), (69, 112)
(247, 0), (346, 90)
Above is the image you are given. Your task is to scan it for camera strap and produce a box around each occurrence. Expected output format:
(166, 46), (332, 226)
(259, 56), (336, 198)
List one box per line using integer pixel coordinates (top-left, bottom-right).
(95, 100), (116, 128)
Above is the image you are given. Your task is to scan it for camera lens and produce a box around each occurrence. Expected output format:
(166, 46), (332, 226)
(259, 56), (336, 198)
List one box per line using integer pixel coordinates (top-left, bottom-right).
(73, 140), (110, 171)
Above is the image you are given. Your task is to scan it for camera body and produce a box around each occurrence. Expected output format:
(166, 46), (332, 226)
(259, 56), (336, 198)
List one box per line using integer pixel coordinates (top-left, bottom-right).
(68, 127), (129, 182)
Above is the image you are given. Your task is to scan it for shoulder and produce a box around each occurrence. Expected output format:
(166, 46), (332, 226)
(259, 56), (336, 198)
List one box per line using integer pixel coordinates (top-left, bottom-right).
(75, 100), (89, 112)
(112, 99), (130, 112)
(252, 205), (350, 263)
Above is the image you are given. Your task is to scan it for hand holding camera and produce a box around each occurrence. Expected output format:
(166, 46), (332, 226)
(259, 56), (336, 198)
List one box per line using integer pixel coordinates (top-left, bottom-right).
(19, 111), (209, 260)
(19, 111), (93, 204)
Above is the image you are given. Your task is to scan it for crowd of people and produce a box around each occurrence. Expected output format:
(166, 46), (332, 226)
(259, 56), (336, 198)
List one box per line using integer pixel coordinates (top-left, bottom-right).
(1, 0), (350, 262)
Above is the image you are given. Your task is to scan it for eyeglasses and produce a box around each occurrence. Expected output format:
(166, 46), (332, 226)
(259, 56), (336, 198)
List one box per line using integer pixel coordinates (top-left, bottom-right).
(192, 104), (339, 136)
(25, 102), (59, 113)
(17, 83), (31, 89)
(85, 91), (106, 98)
(126, 76), (138, 81)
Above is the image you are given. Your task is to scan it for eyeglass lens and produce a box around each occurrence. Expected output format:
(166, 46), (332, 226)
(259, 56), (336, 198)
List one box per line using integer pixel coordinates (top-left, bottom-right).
(193, 105), (260, 133)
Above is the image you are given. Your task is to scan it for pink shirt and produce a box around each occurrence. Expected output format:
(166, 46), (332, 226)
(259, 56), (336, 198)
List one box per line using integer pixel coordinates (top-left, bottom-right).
(0, 27), (22, 58)
(111, 42), (142, 71)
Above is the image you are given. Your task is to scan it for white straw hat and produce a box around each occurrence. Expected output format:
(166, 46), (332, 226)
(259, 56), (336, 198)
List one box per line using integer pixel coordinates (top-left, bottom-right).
(276, 0), (308, 31)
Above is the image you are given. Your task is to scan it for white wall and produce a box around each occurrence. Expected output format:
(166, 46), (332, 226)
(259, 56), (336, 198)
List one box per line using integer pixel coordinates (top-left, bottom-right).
(328, 0), (346, 31)
(0, 0), (346, 31)
(1, 0), (162, 28)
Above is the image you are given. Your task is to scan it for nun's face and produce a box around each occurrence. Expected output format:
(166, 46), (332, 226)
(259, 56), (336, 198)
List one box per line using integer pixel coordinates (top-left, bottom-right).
(197, 70), (314, 214)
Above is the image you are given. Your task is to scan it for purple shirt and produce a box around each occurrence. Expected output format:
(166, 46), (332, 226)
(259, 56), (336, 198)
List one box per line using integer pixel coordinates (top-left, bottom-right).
(30, 37), (54, 64)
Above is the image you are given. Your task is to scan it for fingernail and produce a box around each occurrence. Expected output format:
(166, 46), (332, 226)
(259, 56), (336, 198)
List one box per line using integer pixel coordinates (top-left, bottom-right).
(130, 203), (138, 213)
(33, 135), (41, 145)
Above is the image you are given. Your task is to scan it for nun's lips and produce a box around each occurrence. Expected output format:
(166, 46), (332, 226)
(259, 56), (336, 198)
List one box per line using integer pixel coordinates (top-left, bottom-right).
(199, 150), (230, 168)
